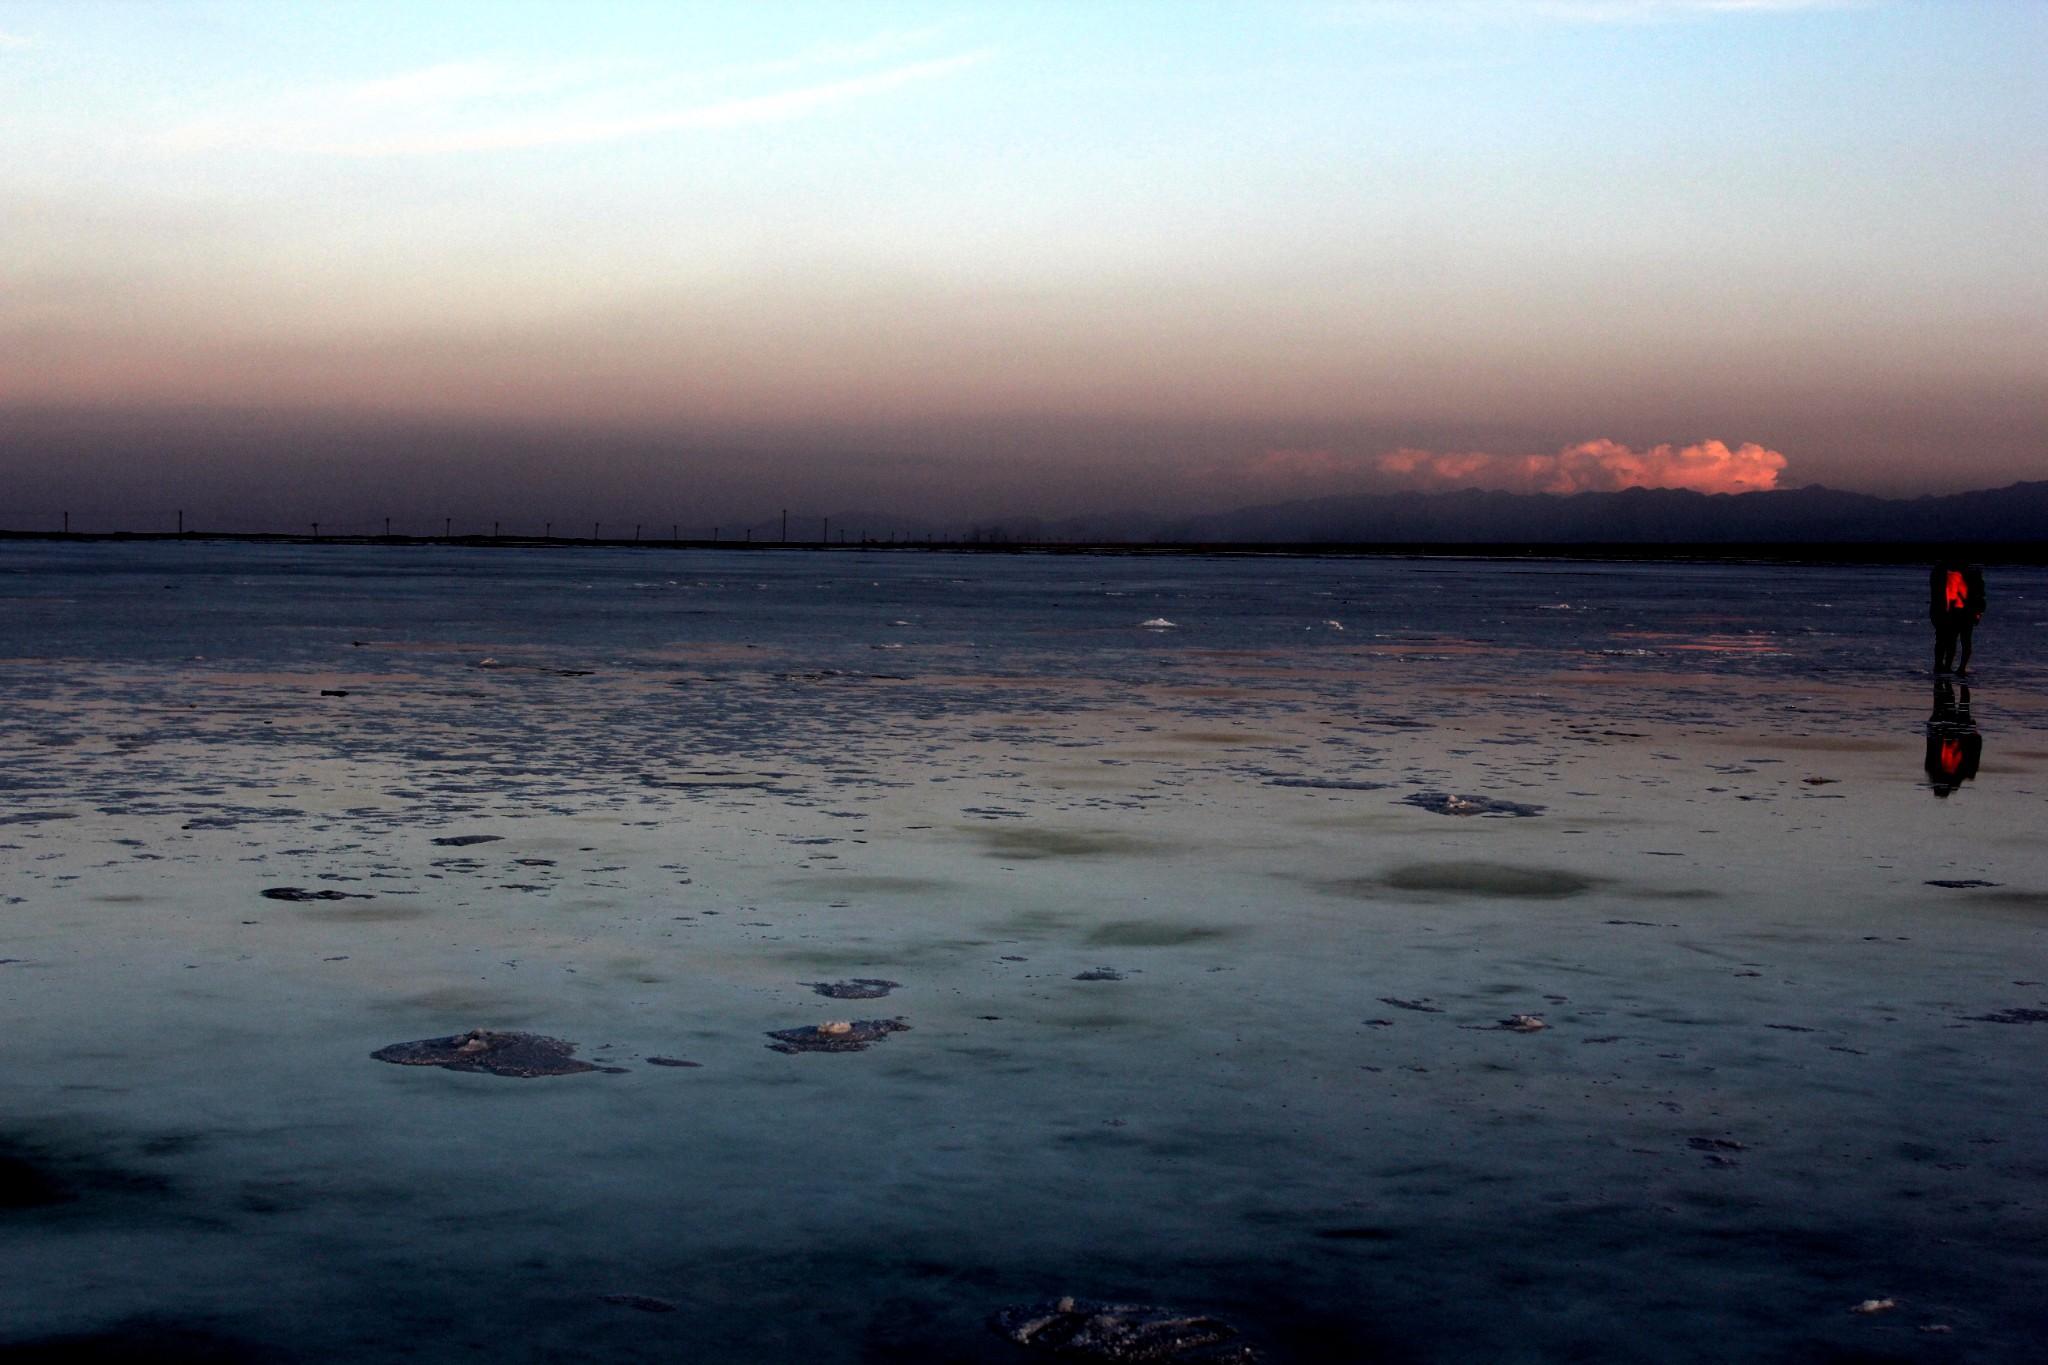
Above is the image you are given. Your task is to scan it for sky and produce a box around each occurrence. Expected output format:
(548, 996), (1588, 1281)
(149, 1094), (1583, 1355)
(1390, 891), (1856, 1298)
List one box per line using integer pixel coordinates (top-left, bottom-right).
(2, 0), (2044, 533)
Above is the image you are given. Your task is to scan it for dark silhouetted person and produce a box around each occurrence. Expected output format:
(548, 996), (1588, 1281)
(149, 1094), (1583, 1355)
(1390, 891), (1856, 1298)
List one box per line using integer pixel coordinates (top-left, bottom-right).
(1929, 561), (1985, 675)
(1923, 679), (1980, 797)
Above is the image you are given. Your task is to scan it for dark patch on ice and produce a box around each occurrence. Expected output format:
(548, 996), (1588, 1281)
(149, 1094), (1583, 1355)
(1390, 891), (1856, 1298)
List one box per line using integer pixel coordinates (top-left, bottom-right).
(431, 835), (502, 847)
(0, 1321), (280, 1363)
(1690, 1137), (1750, 1152)
(1086, 921), (1230, 947)
(992, 1297), (1255, 1362)
(1382, 863), (1594, 898)
(0, 1134), (170, 1215)
(1926, 879), (2001, 889)
(803, 978), (901, 999)
(1379, 998), (1443, 1013)
(765, 1018), (909, 1053)
(644, 1057), (702, 1068)
(319, 689), (349, 697)
(259, 887), (372, 902)
(1074, 969), (1127, 982)
(371, 1029), (600, 1077)
(0, 812), (76, 826)
(972, 828), (1159, 860)
(1399, 792), (1544, 818)
(1966, 1008), (2048, 1024)
(1313, 1226), (1395, 1240)
(600, 1294), (676, 1313)
(0, 1150), (67, 1210)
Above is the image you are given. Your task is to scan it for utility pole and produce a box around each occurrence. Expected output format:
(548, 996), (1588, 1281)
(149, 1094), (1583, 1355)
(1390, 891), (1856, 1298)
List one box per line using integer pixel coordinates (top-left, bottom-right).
(781, 509), (788, 542)
(493, 522), (499, 538)
(444, 518), (451, 537)
(177, 510), (183, 534)
(544, 523), (551, 539)
(821, 516), (828, 545)
(634, 524), (641, 541)
(312, 523), (319, 538)
(384, 517), (391, 537)
(593, 522), (600, 541)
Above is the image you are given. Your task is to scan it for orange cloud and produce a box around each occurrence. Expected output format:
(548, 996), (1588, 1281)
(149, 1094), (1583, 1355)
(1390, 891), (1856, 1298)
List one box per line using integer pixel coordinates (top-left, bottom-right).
(1377, 438), (1787, 494)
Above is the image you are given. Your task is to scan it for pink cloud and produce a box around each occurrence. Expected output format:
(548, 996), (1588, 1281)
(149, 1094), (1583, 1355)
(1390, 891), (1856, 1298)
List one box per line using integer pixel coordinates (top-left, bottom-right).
(1376, 438), (1787, 495)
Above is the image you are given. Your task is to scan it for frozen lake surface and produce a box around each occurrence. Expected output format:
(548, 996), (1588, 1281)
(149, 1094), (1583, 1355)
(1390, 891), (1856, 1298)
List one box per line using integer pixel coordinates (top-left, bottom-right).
(2, 542), (2045, 1363)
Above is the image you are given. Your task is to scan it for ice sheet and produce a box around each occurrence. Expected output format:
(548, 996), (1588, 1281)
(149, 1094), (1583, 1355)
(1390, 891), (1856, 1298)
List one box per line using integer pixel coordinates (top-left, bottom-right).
(2, 543), (2045, 1362)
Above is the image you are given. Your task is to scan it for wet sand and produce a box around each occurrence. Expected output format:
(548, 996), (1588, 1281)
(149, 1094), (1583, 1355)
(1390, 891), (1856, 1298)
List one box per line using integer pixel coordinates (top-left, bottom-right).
(1, 543), (2044, 1362)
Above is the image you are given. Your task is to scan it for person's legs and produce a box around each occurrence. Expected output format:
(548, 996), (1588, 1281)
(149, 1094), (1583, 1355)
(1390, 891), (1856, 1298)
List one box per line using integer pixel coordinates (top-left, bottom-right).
(1935, 625), (1956, 673)
(1958, 625), (1973, 676)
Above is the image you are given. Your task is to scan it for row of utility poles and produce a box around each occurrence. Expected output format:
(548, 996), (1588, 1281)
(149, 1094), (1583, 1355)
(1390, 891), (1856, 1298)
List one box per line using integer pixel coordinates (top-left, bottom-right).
(15, 509), (1004, 546)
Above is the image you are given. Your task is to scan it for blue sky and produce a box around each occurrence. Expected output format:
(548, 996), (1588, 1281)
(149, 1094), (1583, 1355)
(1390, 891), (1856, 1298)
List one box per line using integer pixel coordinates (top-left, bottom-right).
(1, 1), (2043, 517)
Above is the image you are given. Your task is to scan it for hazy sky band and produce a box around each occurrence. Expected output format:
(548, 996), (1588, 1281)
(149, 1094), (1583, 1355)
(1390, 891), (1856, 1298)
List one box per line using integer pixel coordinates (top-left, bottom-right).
(2, 0), (2043, 515)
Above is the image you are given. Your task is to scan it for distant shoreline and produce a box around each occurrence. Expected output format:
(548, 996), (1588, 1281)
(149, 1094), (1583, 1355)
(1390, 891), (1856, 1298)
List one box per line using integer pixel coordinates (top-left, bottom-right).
(4, 530), (2044, 565)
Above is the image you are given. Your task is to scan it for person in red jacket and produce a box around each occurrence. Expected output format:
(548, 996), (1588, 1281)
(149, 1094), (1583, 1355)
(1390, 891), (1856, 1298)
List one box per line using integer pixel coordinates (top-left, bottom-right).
(1929, 561), (1986, 676)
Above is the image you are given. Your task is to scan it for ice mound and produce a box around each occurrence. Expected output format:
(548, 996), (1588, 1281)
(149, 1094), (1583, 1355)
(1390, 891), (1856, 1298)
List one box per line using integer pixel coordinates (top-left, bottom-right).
(765, 1018), (909, 1054)
(991, 1296), (1255, 1361)
(1400, 791), (1544, 817)
(372, 1029), (600, 1078)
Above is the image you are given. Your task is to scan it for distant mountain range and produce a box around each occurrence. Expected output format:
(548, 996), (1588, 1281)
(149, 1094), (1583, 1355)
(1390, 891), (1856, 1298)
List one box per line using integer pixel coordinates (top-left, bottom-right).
(1155, 481), (2048, 545)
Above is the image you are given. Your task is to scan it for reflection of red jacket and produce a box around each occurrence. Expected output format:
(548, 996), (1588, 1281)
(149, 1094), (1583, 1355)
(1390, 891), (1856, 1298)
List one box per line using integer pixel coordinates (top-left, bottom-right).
(1930, 566), (1985, 624)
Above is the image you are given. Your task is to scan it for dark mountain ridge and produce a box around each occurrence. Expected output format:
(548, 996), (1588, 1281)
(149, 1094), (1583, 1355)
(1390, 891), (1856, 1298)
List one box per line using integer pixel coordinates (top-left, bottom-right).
(1160, 481), (2048, 545)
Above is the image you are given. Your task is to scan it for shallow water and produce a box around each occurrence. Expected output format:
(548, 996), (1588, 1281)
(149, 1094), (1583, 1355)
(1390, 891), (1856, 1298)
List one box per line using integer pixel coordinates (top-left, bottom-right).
(2, 543), (2045, 1363)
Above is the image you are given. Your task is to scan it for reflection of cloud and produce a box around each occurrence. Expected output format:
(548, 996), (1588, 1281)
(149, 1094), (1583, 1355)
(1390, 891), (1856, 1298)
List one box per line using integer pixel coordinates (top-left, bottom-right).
(1378, 439), (1787, 493)
(164, 43), (986, 156)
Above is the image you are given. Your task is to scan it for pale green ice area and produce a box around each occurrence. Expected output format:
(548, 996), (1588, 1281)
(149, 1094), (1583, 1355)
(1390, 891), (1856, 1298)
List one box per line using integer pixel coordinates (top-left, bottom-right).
(2, 544), (2045, 1362)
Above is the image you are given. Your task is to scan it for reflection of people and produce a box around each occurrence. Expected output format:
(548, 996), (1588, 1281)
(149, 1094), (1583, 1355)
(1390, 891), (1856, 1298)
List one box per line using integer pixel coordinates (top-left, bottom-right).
(1929, 561), (1986, 675)
(1924, 680), (1981, 797)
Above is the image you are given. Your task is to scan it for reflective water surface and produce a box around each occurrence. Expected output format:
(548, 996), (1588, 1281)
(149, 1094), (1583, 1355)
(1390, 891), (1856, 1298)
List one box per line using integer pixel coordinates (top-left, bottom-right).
(2, 543), (2046, 1363)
